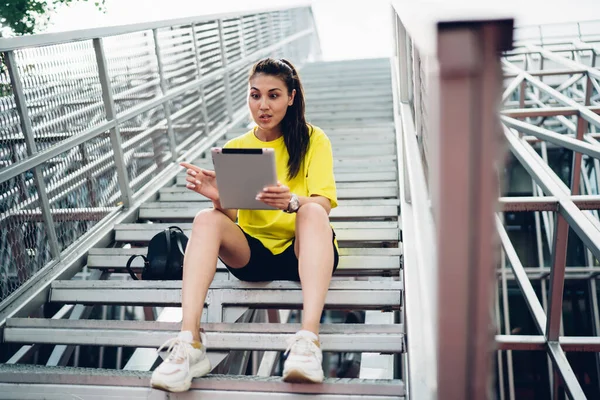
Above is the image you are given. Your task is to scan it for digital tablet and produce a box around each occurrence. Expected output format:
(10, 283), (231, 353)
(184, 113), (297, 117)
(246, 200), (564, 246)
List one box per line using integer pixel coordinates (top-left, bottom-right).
(211, 148), (278, 210)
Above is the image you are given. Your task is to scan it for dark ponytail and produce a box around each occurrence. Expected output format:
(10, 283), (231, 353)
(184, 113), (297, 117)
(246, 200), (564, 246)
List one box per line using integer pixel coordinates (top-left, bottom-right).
(249, 58), (311, 180)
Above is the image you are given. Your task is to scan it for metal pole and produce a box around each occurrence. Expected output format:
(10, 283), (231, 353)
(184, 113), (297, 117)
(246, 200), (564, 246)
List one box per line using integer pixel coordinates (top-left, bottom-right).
(546, 214), (569, 342)
(5, 51), (61, 260)
(152, 28), (178, 162)
(395, 15), (410, 103)
(217, 19), (234, 121)
(532, 178), (554, 394)
(580, 163), (600, 392)
(93, 38), (133, 207)
(238, 18), (247, 59)
(569, 75), (593, 196)
(494, 285), (506, 400)
(500, 251), (516, 400)
(541, 143), (555, 241)
(411, 45), (422, 139)
(191, 24), (211, 137)
(436, 22), (510, 399)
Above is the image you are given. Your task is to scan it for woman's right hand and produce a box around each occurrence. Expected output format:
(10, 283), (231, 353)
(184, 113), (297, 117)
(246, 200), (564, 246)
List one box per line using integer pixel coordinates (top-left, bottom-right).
(179, 162), (219, 203)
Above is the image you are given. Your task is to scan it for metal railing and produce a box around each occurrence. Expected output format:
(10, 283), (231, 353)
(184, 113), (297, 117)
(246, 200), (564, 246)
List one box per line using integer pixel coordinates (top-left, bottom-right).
(0, 4), (319, 307)
(496, 21), (600, 399)
(391, 2), (513, 399)
(393, 7), (600, 398)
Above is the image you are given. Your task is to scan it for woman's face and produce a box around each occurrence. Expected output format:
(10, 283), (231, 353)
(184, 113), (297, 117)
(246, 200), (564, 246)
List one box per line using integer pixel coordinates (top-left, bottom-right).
(248, 73), (295, 132)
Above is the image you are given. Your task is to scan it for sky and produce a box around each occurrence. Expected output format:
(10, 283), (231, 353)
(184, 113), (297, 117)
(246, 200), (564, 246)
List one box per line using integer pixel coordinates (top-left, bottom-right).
(46, 0), (395, 61)
(41, 0), (600, 61)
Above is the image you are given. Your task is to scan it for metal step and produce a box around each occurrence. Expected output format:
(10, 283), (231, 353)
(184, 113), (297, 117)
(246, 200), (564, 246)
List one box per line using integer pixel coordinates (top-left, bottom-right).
(138, 200), (399, 221)
(159, 186), (398, 201)
(4, 319), (404, 353)
(175, 171), (397, 186)
(86, 246), (402, 275)
(0, 56), (401, 397)
(0, 364), (405, 399)
(223, 131), (395, 143)
(49, 280), (403, 309)
(187, 158), (398, 173)
(115, 220), (399, 243)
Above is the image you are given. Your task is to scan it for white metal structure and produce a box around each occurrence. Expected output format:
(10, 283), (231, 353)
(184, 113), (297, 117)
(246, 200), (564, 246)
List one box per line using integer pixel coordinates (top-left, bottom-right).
(5, 1), (598, 399)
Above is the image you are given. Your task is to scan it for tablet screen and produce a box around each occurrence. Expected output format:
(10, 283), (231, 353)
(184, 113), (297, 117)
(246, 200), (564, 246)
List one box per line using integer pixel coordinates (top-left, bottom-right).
(211, 148), (278, 210)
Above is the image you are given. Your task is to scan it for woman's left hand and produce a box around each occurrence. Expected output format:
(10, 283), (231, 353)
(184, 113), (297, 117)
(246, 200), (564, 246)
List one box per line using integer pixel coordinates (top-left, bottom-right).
(257, 182), (292, 210)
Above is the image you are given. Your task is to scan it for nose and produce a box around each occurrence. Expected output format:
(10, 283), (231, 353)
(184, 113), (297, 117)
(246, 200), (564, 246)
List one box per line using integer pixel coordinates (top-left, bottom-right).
(259, 97), (269, 111)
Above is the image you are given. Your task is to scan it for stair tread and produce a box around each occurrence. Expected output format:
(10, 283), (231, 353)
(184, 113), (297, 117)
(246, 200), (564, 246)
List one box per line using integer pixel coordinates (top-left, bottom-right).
(4, 319), (404, 353)
(0, 364), (405, 397)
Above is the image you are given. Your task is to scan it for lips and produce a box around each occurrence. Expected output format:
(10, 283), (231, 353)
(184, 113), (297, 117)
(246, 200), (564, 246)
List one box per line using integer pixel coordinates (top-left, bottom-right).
(259, 114), (272, 122)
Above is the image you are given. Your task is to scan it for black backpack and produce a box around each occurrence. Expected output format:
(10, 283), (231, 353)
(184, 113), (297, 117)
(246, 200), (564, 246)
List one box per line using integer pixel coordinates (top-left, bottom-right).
(125, 226), (188, 280)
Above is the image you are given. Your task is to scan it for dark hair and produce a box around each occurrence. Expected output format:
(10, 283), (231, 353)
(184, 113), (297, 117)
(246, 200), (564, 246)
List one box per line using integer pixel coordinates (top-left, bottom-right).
(249, 58), (311, 180)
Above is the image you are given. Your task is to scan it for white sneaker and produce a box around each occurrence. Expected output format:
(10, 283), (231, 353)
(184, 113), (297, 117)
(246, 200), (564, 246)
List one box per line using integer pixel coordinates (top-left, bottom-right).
(150, 330), (211, 392)
(282, 331), (324, 383)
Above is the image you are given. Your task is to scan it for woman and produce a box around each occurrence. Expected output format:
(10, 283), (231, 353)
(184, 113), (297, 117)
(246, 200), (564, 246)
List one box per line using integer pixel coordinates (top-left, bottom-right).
(150, 58), (338, 392)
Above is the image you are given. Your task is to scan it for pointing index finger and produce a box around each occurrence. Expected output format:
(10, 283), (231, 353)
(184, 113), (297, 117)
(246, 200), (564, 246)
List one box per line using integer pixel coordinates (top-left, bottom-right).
(179, 162), (201, 172)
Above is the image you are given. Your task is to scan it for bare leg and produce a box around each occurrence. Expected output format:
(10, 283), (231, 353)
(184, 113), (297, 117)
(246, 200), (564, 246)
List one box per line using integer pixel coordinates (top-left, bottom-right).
(181, 209), (251, 341)
(294, 203), (335, 335)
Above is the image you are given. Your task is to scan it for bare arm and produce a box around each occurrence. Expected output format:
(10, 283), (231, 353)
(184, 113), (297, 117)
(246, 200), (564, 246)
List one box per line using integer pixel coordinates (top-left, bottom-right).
(180, 161), (237, 222)
(257, 183), (332, 214)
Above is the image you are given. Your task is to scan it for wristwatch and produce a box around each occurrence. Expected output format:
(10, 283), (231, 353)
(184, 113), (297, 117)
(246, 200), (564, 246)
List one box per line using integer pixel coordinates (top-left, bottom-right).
(284, 193), (300, 213)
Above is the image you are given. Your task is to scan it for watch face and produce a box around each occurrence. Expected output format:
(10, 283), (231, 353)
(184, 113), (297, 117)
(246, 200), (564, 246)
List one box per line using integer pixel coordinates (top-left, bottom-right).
(289, 194), (299, 212)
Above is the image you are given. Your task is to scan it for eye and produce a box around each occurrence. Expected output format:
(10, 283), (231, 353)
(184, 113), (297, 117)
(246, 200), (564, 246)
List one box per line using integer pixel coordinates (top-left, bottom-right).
(250, 93), (259, 99)
(270, 94), (278, 99)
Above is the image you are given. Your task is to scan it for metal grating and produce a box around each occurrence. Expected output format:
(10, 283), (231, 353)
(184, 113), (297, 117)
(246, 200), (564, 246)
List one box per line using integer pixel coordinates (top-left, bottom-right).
(0, 6), (318, 305)
(104, 31), (160, 116)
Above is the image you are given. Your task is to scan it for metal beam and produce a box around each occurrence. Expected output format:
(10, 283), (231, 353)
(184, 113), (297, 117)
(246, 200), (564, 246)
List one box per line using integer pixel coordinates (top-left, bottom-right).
(435, 22), (510, 400)
(0, 5), (313, 51)
(499, 195), (600, 211)
(496, 217), (547, 332)
(501, 117), (600, 160)
(504, 61), (600, 129)
(93, 37), (133, 208)
(496, 335), (600, 351)
(501, 106), (600, 118)
(504, 127), (600, 261)
(526, 43), (600, 81)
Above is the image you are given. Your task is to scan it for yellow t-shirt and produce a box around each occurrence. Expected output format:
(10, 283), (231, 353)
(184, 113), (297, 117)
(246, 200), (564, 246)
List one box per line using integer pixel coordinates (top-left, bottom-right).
(224, 125), (338, 254)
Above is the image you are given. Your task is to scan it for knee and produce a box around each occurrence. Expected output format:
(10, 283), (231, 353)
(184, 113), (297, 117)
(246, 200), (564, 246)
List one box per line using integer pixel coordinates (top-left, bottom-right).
(192, 208), (226, 232)
(296, 203), (328, 224)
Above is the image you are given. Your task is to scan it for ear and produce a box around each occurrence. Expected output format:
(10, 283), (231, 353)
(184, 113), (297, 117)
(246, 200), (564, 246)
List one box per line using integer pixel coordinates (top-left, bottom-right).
(288, 89), (296, 106)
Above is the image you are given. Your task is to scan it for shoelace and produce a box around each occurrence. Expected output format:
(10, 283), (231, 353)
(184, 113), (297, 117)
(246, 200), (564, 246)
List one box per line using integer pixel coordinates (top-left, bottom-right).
(284, 335), (318, 357)
(156, 332), (208, 367)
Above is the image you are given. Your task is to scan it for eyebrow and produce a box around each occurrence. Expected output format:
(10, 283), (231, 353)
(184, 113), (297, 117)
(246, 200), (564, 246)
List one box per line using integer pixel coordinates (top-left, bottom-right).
(250, 87), (283, 92)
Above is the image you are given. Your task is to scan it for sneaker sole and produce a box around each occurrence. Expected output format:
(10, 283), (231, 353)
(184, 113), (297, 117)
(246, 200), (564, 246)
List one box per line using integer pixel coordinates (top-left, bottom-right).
(282, 366), (324, 383)
(151, 357), (212, 392)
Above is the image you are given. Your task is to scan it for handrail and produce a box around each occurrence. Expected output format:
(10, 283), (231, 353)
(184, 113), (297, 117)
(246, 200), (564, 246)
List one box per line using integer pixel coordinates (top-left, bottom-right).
(0, 3), (311, 51)
(0, 4), (319, 306)
(391, 1), (513, 399)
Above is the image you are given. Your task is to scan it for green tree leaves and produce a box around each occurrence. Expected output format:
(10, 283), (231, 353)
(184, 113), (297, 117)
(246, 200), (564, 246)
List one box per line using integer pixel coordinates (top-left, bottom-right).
(1, 0), (105, 35)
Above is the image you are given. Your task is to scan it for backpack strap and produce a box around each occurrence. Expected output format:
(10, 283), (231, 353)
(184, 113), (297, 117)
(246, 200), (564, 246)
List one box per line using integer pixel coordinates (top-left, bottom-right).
(168, 226), (186, 256)
(126, 255), (148, 281)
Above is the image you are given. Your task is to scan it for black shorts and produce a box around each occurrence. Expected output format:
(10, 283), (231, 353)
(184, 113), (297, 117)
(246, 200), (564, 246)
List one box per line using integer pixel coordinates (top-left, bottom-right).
(221, 227), (339, 282)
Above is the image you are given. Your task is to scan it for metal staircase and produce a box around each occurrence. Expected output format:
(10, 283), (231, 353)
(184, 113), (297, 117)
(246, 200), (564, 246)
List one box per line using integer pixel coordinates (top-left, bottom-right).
(0, 5), (407, 395)
(0, 1), (524, 399)
(0, 59), (405, 398)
